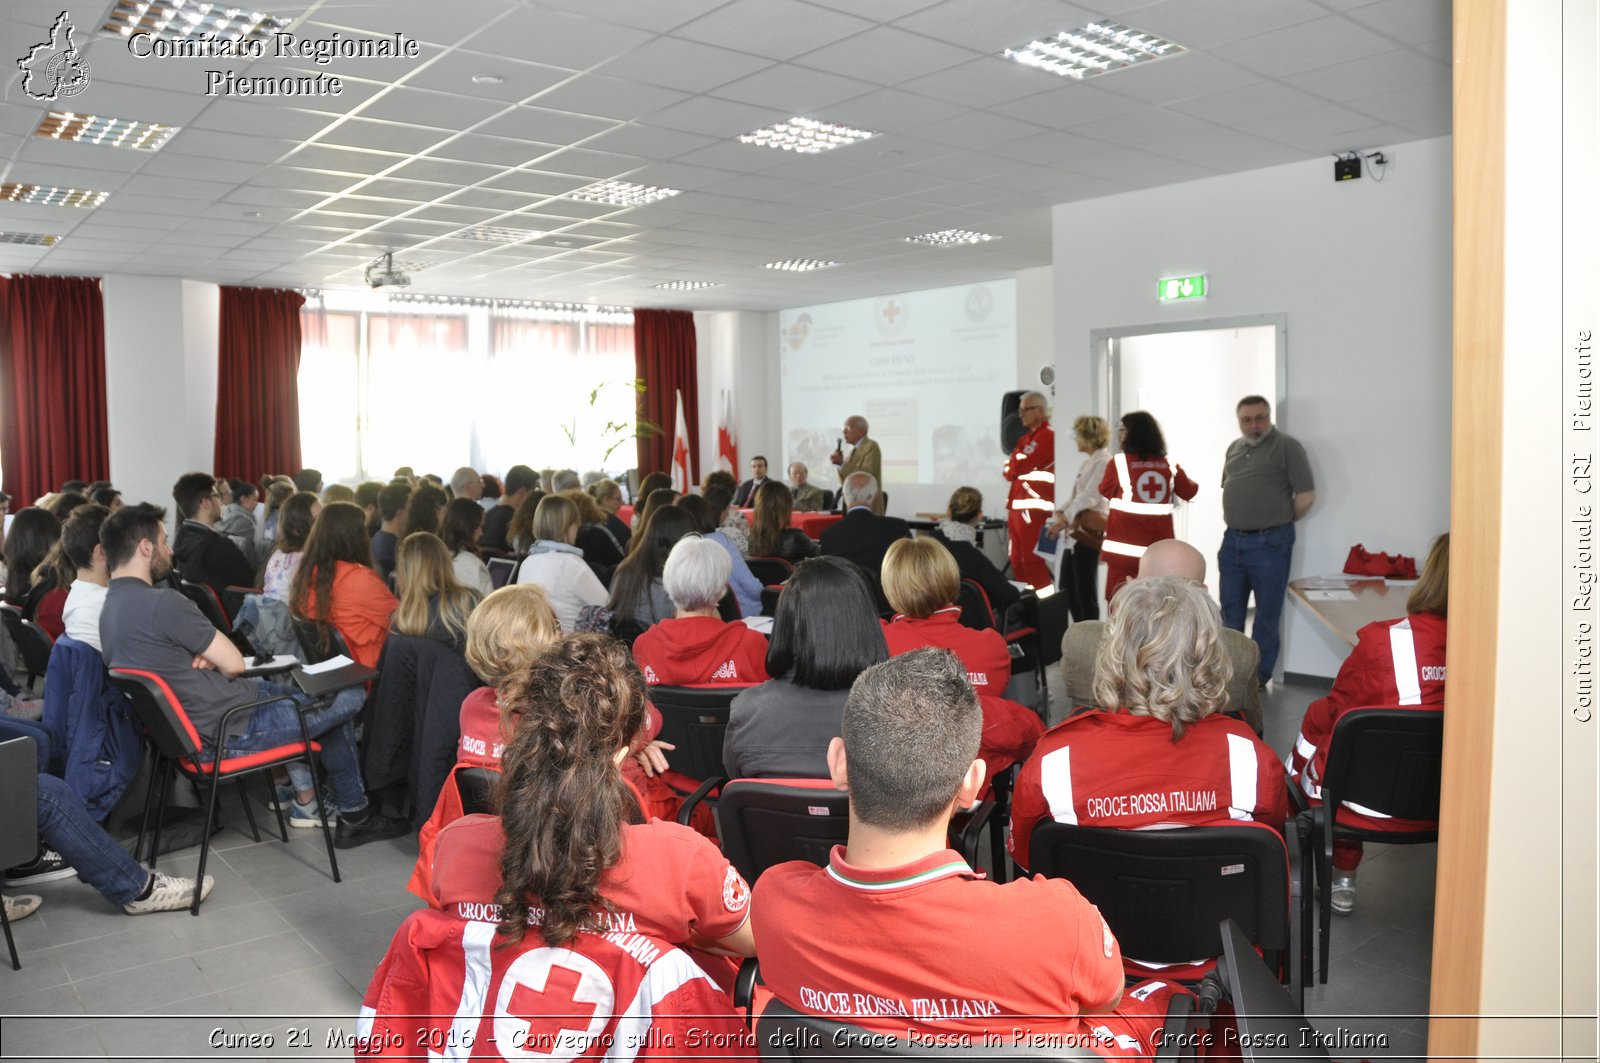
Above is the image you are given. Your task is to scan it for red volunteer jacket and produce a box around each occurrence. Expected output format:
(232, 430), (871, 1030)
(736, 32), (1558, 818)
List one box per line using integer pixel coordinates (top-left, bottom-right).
(1003, 421), (1056, 511)
(1098, 454), (1199, 558)
(881, 609), (1010, 692)
(633, 616), (770, 686)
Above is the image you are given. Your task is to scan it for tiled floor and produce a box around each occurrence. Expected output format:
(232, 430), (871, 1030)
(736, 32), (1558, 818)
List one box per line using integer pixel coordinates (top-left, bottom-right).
(1, 679), (1434, 1062)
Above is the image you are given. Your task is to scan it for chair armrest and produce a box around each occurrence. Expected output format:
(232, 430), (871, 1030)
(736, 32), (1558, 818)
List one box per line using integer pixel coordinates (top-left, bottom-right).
(226, 585), (264, 596)
(734, 957), (761, 1020)
(676, 775), (727, 826)
(1284, 770), (1310, 816)
(206, 691), (303, 752)
(1154, 992), (1195, 1063)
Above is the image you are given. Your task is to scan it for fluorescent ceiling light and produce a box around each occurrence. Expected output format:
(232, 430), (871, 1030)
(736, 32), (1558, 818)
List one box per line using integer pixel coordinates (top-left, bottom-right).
(570, 180), (681, 206)
(34, 111), (178, 151)
(0, 231), (61, 246)
(451, 226), (547, 243)
(765, 258), (839, 272)
(1003, 21), (1185, 80)
(739, 117), (876, 154)
(101, 0), (288, 41)
(0, 183), (108, 208)
(906, 229), (998, 247)
(652, 280), (722, 291)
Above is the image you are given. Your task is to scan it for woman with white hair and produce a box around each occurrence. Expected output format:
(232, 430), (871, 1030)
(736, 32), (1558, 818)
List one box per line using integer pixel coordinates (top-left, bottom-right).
(630, 536), (770, 687)
(1007, 576), (1287, 873)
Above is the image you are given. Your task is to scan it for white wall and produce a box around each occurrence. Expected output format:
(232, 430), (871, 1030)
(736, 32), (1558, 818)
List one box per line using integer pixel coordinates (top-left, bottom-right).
(1052, 137), (1453, 680)
(103, 275), (220, 521)
(693, 310), (774, 486)
(1015, 265), (1055, 397)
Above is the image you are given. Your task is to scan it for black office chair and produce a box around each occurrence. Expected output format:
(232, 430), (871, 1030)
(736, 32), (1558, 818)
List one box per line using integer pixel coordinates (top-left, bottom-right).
(1028, 820), (1305, 1007)
(649, 684), (746, 817)
(175, 578), (256, 657)
(291, 616), (353, 665)
(0, 606), (52, 691)
(958, 579), (1048, 719)
(746, 556), (795, 587)
(1298, 707), (1443, 984)
(454, 766), (500, 817)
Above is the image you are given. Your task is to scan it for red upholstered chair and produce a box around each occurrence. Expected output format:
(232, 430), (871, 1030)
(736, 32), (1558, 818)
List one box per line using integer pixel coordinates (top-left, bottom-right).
(108, 668), (341, 914)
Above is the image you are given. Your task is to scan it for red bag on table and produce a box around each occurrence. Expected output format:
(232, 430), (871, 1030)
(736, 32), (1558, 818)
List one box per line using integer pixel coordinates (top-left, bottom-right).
(1342, 544), (1418, 580)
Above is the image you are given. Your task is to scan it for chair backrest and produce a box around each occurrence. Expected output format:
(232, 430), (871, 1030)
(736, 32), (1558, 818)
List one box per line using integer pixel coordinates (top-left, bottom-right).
(717, 590), (742, 621)
(291, 615), (352, 664)
(746, 556), (795, 586)
(755, 1000), (1103, 1060)
(1027, 821), (1290, 965)
(177, 578), (230, 634)
(648, 685), (745, 782)
(1320, 707), (1444, 824)
(1, 606), (54, 679)
(0, 736), (40, 870)
(485, 556), (517, 589)
(455, 766), (500, 816)
(717, 778), (849, 884)
(956, 579), (997, 632)
(107, 668), (205, 761)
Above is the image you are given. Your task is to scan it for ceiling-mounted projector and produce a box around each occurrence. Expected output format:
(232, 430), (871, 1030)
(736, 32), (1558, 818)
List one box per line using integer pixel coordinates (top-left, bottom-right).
(365, 252), (411, 289)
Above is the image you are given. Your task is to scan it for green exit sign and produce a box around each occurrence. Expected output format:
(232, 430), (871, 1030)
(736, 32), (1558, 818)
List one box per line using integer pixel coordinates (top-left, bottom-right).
(1158, 274), (1208, 302)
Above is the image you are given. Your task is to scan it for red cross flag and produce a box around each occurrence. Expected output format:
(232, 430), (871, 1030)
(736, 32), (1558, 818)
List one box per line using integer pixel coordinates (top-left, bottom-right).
(670, 389), (693, 493)
(716, 388), (738, 473)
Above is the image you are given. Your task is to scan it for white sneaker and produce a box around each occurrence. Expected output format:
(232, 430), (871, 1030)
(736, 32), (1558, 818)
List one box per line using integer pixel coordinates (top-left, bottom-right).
(123, 872), (215, 915)
(3, 893), (41, 921)
(1330, 871), (1357, 915)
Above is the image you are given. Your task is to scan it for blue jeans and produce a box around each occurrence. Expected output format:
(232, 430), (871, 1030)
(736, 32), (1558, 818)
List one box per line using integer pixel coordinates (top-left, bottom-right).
(1219, 524), (1295, 682)
(37, 772), (149, 905)
(217, 682), (368, 815)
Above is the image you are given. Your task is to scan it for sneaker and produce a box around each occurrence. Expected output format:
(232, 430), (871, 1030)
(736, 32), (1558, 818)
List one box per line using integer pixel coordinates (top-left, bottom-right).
(263, 782), (297, 812)
(334, 810), (410, 850)
(123, 871), (215, 915)
(288, 788), (339, 829)
(1330, 871), (1357, 915)
(3, 894), (41, 921)
(5, 850), (75, 887)
(2, 693), (42, 722)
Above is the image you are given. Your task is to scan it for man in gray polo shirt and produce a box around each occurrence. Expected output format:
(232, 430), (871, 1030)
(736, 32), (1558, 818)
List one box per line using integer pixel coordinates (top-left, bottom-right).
(1219, 396), (1316, 686)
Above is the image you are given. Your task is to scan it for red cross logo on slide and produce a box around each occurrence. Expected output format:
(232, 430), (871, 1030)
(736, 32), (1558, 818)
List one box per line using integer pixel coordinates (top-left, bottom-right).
(882, 300), (902, 324)
(1135, 471), (1166, 503)
(494, 949), (613, 1060)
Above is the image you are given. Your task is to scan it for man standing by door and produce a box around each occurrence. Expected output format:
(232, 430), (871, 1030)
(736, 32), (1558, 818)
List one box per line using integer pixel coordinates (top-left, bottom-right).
(1219, 396), (1315, 687)
(1003, 392), (1055, 590)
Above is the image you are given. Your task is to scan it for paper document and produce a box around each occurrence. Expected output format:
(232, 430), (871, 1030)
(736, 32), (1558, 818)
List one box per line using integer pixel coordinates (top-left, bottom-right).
(302, 654), (355, 674)
(741, 616), (774, 634)
(241, 654), (299, 675)
(1303, 589), (1357, 601)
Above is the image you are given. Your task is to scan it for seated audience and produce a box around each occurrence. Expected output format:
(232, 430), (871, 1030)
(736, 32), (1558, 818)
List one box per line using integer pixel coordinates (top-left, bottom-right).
(514, 494), (608, 633)
(787, 461), (827, 512)
(440, 497), (494, 597)
(91, 486), (123, 512)
(369, 481), (410, 583)
(4, 506), (62, 610)
(293, 468), (323, 494)
(723, 557), (887, 778)
(747, 481), (817, 563)
(587, 477), (632, 552)
(217, 478), (259, 564)
(1059, 540), (1261, 731)
(628, 485), (679, 549)
(391, 532), (480, 655)
(752, 648), (1179, 1054)
(321, 483), (354, 504)
(565, 488), (625, 582)
(477, 474), (500, 510)
(681, 490), (762, 618)
(354, 480), (385, 534)
(45, 491), (89, 520)
(370, 636), (753, 1050)
(703, 470), (751, 556)
(405, 482), (448, 537)
(930, 485), (1020, 616)
(60, 503), (112, 651)
(631, 472), (672, 529)
(25, 529), (75, 640)
(734, 455), (769, 507)
(482, 464), (536, 552)
(290, 501), (398, 670)
(550, 468), (580, 493)
(261, 492), (319, 603)
(818, 472), (910, 593)
(606, 505), (696, 629)
(632, 537), (769, 686)
(448, 466), (482, 502)
(1288, 532), (1449, 915)
(505, 487), (546, 555)
(258, 479), (294, 551)
(170, 471), (255, 605)
(1008, 576), (1288, 873)
(879, 537), (1043, 784)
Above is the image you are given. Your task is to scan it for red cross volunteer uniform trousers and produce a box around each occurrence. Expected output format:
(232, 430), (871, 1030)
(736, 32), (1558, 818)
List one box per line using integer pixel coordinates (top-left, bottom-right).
(361, 815), (752, 1058)
(1287, 612), (1446, 869)
(1009, 711), (1289, 874)
(1004, 421), (1056, 589)
(1097, 454), (1198, 602)
(882, 610), (1043, 785)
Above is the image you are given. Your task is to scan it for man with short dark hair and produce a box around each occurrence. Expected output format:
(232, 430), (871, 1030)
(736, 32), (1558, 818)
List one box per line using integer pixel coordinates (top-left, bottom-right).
(98, 503), (406, 846)
(1219, 396), (1315, 687)
(371, 482), (411, 583)
(482, 465), (536, 552)
(171, 472), (255, 610)
(61, 479), (87, 495)
(293, 468), (323, 494)
(752, 649), (1177, 1054)
(734, 455), (769, 508)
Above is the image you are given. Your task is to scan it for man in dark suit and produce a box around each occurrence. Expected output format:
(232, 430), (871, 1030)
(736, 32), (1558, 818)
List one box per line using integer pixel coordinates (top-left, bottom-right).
(733, 455), (769, 508)
(818, 473), (910, 598)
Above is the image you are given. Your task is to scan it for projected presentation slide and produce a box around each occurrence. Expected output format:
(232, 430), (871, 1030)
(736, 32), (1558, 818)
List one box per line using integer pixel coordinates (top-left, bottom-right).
(779, 280), (1016, 516)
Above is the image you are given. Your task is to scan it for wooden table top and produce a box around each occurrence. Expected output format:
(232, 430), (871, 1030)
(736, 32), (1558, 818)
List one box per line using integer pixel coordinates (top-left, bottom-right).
(1288, 575), (1414, 647)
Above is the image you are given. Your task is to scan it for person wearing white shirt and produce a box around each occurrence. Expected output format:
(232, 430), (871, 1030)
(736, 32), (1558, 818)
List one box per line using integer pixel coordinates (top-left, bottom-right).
(59, 503), (113, 652)
(1046, 416), (1112, 624)
(514, 495), (607, 633)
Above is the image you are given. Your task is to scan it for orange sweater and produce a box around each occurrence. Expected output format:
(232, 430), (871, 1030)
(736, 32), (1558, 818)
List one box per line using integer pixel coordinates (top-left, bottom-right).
(300, 561), (397, 671)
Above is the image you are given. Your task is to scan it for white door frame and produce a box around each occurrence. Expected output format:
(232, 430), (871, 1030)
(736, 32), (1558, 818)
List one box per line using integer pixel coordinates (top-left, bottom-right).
(1089, 313), (1291, 429)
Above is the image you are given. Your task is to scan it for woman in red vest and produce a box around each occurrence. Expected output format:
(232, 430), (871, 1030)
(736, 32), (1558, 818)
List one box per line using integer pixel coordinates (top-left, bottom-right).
(1098, 411), (1198, 603)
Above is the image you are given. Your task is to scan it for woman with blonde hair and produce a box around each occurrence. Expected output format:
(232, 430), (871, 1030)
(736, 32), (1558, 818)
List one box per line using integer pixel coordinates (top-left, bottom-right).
(932, 486), (1019, 615)
(514, 494), (608, 632)
(390, 531), (480, 655)
(1007, 576), (1287, 873)
(1288, 532), (1449, 914)
(1048, 415), (1112, 622)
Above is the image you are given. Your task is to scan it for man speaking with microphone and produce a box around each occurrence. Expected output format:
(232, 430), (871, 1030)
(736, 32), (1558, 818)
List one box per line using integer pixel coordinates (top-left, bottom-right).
(831, 414), (884, 515)
(1003, 392), (1055, 589)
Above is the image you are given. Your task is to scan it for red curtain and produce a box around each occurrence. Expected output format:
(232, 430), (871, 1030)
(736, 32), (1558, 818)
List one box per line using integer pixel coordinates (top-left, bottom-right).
(633, 309), (699, 478)
(0, 275), (109, 506)
(215, 286), (305, 480)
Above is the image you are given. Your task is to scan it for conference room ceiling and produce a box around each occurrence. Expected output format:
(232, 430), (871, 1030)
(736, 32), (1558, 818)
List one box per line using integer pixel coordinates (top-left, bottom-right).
(0, 0), (1451, 311)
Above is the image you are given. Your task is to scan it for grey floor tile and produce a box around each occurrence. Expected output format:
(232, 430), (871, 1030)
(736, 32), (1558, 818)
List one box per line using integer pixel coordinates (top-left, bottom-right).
(215, 843), (343, 901)
(0, 1013), (107, 1061)
(52, 923), (192, 983)
(0, 948), (72, 1001)
(217, 962), (362, 1020)
(294, 909), (407, 968)
(90, 1007), (251, 1059)
(192, 930), (329, 990)
(72, 955), (212, 1015)
(158, 899), (294, 954)
(0, 982), (88, 1019)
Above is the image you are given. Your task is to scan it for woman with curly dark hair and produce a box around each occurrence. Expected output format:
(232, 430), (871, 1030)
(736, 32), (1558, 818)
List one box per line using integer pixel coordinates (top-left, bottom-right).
(1098, 410), (1198, 603)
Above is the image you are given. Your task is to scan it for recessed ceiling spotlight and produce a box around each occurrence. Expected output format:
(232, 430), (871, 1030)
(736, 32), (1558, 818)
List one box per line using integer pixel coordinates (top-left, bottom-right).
(1003, 21), (1185, 80)
(739, 117), (876, 154)
(100, 0), (288, 41)
(33, 111), (178, 151)
(471, 73), (505, 85)
(906, 229), (999, 247)
(765, 258), (840, 272)
(0, 183), (108, 208)
(653, 280), (723, 291)
(0, 231), (62, 246)
(569, 180), (681, 206)
(451, 225), (547, 243)
(553, 240), (575, 247)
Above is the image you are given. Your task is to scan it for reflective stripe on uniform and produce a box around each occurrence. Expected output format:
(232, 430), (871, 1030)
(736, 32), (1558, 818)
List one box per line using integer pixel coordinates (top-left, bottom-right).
(1040, 745), (1078, 826)
(1226, 733), (1258, 821)
(1018, 470), (1056, 483)
(1388, 618), (1422, 705)
(1100, 539), (1148, 558)
(1010, 498), (1055, 511)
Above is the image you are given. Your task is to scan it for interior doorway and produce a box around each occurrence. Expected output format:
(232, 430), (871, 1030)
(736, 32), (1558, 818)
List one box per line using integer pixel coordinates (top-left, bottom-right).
(1091, 315), (1287, 600)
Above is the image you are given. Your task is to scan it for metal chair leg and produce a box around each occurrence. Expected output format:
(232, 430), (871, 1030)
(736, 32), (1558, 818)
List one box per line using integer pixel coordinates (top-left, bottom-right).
(192, 773), (222, 916)
(237, 779), (261, 843)
(1, 899), (18, 970)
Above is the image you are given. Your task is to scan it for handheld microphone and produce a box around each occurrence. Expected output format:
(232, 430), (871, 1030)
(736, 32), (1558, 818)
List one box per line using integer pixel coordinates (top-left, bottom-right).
(836, 436), (843, 452)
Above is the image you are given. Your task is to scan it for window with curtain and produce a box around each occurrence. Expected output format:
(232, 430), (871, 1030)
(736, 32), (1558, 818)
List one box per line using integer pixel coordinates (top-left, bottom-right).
(297, 298), (635, 482)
